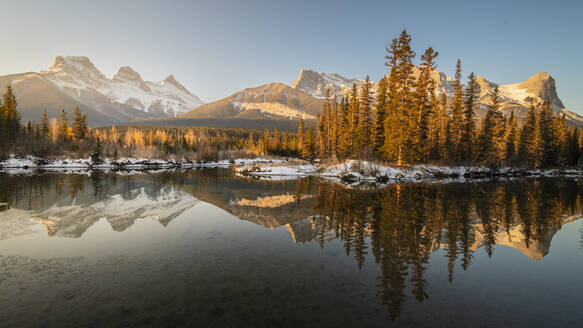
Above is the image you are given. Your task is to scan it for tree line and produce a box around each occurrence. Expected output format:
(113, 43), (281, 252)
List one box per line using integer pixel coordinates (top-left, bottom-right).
(297, 30), (582, 168)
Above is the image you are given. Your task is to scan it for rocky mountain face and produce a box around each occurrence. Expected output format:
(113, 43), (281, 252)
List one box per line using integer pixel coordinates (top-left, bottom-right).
(291, 69), (364, 98)
(172, 82), (323, 130)
(0, 56), (204, 126)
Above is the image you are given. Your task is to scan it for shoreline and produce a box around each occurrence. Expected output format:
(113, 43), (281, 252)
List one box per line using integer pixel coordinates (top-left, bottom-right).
(2, 156), (582, 184)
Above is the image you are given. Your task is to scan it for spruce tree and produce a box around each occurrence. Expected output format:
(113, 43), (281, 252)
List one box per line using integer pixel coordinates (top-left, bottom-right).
(383, 29), (416, 165)
(2, 85), (20, 143)
(58, 110), (68, 142)
(40, 109), (49, 137)
(450, 59), (464, 160)
(372, 77), (388, 157)
(537, 100), (558, 168)
(504, 110), (518, 165)
(518, 101), (538, 167)
(566, 127), (581, 166)
(297, 117), (305, 155)
(348, 83), (359, 157)
(413, 47), (438, 162)
(460, 72), (478, 162)
(71, 107), (85, 141)
(357, 76), (373, 157)
(303, 126), (316, 159)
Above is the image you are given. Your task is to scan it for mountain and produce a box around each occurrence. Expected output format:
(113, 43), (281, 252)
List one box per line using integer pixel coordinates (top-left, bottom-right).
(159, 82), (324, 130)
(291, 69), (364, 98)
(0, 56), (204, 126)
(290, 69), (583, 127)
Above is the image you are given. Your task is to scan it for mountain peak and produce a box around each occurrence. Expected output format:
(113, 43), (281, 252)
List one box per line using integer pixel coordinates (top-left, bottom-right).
(50, 56), (98, 72)
(113, 66), (144, 83)
(163, 74), (178, 84)
(292, 69), (362, 98)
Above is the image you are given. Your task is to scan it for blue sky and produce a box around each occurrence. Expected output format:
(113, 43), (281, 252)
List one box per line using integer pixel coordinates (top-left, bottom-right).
(1, 0), (582, 112)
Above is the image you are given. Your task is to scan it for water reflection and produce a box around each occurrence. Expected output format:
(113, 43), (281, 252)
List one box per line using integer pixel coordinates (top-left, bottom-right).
(0, 170), (582, 322)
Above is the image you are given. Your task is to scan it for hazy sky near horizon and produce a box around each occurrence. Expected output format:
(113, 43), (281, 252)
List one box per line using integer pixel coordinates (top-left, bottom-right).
(1, 0), (582, 112)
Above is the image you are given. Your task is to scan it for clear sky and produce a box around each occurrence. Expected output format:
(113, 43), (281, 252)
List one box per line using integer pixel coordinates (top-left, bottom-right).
(1, 0), (582, 112)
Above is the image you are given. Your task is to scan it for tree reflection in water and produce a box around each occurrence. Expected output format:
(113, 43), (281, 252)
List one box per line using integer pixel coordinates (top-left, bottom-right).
(308, 179), (583, 320)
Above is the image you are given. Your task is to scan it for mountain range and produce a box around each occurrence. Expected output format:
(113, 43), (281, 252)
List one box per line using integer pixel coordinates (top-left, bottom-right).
(0, 56), (204, 126)
(1, 55), (582, 128)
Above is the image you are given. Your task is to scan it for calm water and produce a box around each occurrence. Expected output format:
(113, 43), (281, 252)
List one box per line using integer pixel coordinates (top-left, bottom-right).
(0, 169), (582, 327)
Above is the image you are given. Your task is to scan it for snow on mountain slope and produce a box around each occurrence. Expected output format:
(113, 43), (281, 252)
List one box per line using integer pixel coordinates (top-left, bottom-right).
(10, 56), (204, 119)
(291, 69), (364, 98)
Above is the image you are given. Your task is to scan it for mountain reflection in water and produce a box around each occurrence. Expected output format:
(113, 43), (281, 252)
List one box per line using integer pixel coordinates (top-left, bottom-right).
(0, 169), (582, 326)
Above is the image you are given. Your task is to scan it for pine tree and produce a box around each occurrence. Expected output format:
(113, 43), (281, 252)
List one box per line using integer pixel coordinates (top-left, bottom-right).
(330, 96), (339, 158)
(297, 117), (305, 156)
(303, 126), (316, 159)
(537, 100), (558, 168)
(91, 138), (104, 164)
(383, 29), (416, 165)
(348, 83), (360, 157)
(40, 109), (49, 137)
(413, 47), (438, 162)
(566, 127), (581, 166)
(58, 110), (68, 142)
(71, 107), (85, 141)
(518, 100), (538, 167)
(504, 110), (519, 165)
(357, 76), (373, 157)
(2, 85), (20, 143)
(372, 76), (388, 157)
(450, 59), (464, 160)
(460, 72), (478, 162)
(478, 86), (502, 165)
(318, 89), (331, 159)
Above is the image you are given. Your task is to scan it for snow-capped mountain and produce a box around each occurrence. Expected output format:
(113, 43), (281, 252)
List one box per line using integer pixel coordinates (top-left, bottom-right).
(0, 56), (204, 125)
(291, 69), (364, 98)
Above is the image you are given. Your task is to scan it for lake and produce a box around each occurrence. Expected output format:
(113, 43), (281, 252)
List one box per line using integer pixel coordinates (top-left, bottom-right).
(1, 169), (582, 327)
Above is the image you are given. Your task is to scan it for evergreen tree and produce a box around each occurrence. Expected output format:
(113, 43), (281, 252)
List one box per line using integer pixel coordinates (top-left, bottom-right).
(537, 100), (558, 168)
(2, 85), (20, 143)
(450, 59), (464, 160)
(372, 76), (388, 157)
(330, 96), (339, 158)
(504, 110), (519, 165)
(71, 107), (86, 141)
(40, 109), (49, 137)
(318, 89), (331, 159)
(303, 126), (316, 159)
(478, 86), (503, 165)
(460, 72), (478, 161)
(348, 84), (360, 157)
(58, 110), (68, 142)
(297, 117), (305, 155)
(383, 29), (416, 165)
(566, 127), (581, 166)
(357, 76), (373, 157)
(91, 138), (104, 164)
(413, 47), (438, 162)
(518, 100), (538, 167)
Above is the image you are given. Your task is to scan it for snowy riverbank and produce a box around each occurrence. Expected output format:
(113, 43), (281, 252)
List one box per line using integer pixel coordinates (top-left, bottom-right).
(234, 159), (583, 184)
(0, 156), (283, 172)
(1, 156), (582, 184)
